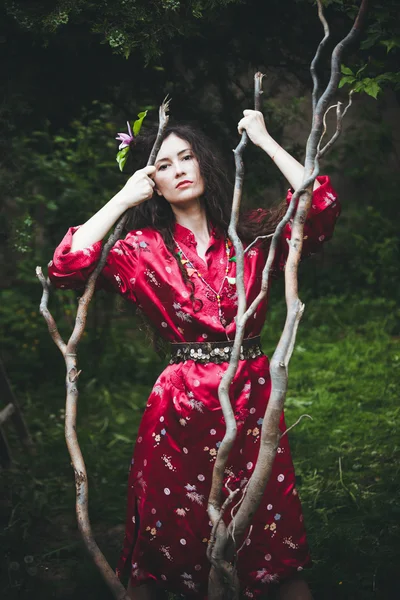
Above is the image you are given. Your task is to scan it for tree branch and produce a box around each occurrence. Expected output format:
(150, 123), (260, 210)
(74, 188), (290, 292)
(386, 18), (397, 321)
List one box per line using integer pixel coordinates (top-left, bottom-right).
(210, 0), (368, 573)
(207, 71), (264, 600)
(318, 90), (354, 158)
(243, 233), (273, 255)
(36, 98), (171, 600)
(280, 414), (313, 440)
(311, 0), (330, 112)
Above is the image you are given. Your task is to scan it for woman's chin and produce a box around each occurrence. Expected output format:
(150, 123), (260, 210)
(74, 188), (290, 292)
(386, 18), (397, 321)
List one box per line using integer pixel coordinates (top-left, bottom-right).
(167, 194), (204, 209)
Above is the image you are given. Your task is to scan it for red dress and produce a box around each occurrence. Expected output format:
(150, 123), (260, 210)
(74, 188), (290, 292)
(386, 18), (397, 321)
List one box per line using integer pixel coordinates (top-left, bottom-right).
(49, 176), (340, 598)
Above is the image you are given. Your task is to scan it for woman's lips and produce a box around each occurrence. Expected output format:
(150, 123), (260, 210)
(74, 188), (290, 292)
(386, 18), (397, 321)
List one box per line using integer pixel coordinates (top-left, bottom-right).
(176, 180), (193, 189)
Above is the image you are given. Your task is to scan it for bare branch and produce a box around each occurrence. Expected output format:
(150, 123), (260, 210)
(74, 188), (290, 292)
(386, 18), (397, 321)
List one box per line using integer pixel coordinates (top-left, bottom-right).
(280, 414), (313, 440)
(243, 233), (273, 255)
(220, 1), (368, 559)
(147, 96), (171, 165)
(318, 90), (354, 158)
(310, 0), (331, 112)
(36, 267), (66, 355)
(317, 102), (340, 153)
(36, 99), (171, 600)
(207, 73), (265, 597)
(236, 525), (253, 556)
(306, 0), (368, 175)
(254, 72), (264, 111)
(229, 481), (250, 547)
(208, 73), (265, 525)
(207, 482), (241, 562)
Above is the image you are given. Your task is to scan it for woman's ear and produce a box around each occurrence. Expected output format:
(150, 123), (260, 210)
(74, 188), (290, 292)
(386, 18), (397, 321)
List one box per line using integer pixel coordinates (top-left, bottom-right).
(155, 188), (162, 196)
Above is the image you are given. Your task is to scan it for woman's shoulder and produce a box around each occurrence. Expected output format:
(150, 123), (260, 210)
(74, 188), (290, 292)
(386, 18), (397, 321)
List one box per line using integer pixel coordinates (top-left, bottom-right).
(124, 227), (162, 244)
(121, 227), (165, 256)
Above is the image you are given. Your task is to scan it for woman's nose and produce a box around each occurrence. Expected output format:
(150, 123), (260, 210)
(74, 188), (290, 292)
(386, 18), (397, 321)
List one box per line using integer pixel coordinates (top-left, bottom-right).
(175, 162), (186, 177)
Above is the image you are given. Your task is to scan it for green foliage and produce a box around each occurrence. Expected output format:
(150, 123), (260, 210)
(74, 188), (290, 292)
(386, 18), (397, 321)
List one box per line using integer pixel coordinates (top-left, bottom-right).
(0, 101), (163, 390)
(3, 0), (243, 61)
(132, 110), (147, 137)
(1, 2), (399, 595)
(333, 0), (400, 99)
(1, 296), (399, 598)
(116, 146), (130, 172)
(116, 110), (148, 171)
(263, 294), (400, 599)
(339, 64), (400, 98)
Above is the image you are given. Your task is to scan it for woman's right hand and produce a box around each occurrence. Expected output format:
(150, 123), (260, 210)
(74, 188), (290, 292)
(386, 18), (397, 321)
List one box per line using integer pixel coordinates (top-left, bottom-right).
(119, 166), (156, 209)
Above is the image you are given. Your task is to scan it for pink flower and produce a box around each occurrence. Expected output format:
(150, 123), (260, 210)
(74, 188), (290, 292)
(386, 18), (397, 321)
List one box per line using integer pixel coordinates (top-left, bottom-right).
(115, 121), (134, 149)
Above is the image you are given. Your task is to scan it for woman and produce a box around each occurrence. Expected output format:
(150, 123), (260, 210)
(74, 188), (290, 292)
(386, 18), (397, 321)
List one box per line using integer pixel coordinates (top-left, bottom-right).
(48, 110), (340, 599)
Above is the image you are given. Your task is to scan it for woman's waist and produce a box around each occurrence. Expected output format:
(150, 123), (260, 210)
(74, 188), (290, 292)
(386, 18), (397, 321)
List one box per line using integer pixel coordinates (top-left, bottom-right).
(169, 335), (263, 365)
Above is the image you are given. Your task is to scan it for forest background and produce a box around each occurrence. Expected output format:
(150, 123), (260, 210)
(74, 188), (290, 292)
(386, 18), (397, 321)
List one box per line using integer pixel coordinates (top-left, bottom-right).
(1, 0), (399, 599)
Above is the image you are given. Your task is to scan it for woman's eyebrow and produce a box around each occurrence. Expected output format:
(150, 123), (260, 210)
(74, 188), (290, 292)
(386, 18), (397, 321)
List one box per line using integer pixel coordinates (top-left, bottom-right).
(155, 148), (191, 166)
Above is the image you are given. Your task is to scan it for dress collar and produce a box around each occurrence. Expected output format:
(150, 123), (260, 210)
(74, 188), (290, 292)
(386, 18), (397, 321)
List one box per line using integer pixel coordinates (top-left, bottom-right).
(173, 222), (222, 248)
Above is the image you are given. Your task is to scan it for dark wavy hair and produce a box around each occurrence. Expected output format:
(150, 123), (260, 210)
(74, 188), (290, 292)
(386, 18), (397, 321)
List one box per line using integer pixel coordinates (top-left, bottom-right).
(125, 124), (286, 303)
(121, 123), (287, 354)
(126, 123), (286, 238)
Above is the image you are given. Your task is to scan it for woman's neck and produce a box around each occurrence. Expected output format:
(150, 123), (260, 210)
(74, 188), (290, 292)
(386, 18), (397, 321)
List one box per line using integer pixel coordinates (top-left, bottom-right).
(172, 199), (210, 244)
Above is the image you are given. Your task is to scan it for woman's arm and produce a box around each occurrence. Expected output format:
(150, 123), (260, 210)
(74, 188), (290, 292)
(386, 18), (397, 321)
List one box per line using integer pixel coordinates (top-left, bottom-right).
(71, 166), (156, 251)
(237, 110), (320, 191)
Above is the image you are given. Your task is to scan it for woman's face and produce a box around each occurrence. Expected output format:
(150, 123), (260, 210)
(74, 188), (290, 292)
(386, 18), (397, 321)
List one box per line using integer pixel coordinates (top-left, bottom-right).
(153, 133), (205, 205)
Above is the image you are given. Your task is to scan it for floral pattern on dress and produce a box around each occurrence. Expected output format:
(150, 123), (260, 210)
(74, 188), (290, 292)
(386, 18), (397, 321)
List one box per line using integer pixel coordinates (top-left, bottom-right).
(48, 176), (340, 598)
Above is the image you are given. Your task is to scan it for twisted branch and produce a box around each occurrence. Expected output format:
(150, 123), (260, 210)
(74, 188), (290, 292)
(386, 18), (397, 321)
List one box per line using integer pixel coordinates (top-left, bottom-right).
(280, 414), (313, 440)
(36, 98), (171, 600)
(206, 71), (264, 600)
(318, 90), (354, 158)
(243, 233), (273, 255)
(207, 3), (368, 592)
(311, 0), (330, 112)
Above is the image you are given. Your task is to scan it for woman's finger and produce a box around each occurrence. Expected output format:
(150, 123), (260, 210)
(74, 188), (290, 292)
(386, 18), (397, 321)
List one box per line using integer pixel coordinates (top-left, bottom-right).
(143, 165), (156, 176)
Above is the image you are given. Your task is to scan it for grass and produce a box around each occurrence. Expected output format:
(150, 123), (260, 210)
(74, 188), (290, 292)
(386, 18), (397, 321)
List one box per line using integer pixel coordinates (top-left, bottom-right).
(1, 294), (399, 599)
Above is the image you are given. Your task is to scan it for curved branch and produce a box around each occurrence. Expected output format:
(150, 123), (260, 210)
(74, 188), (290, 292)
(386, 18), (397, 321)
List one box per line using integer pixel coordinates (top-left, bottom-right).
(306, 0), (368, 173)
(207, 72), (264, 598)
(208, 73), (265, 520)
(318, 91), (354, 158)
(223, 0), (368, 554)
(36, 267), (66, 355)
(36, 98), (171, 600)
(243, 233), (273, 255)
(310, 0), (331, 112)
(280, 414), (313, 440)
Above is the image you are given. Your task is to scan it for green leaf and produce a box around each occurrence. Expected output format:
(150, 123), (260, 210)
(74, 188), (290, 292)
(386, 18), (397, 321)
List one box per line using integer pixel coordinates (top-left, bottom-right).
(338, 76), (355, 88)
(133, 110), (148, 137)
(229, 256), (236, 262)
(353, 81), (365, 93)
(381, 39), (400, 53)
(116, 146), (129, 172)
(341, 64), (354, 76)
(363, 80), (381, 99)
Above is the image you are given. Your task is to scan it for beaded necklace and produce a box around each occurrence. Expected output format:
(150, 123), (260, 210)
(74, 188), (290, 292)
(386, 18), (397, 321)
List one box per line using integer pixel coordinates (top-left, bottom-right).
(173, 235), (235, 327)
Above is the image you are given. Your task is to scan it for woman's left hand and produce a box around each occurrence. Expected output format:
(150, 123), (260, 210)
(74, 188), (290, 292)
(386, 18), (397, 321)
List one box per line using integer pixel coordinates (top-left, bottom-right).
(238, 109), (270, 148)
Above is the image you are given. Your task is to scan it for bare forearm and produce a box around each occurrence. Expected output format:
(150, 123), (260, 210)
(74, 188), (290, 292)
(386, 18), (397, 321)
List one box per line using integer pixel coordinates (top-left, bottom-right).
(70, 190), (129, 252)
(259, 136), (320, 191)
(70, 166), (156, 252)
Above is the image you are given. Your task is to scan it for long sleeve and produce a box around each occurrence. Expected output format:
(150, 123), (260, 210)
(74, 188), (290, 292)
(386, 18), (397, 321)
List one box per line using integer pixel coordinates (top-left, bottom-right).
(48, 226), (139, 302)
(246, 176), (340, 270)
(277, 175), (340, 269)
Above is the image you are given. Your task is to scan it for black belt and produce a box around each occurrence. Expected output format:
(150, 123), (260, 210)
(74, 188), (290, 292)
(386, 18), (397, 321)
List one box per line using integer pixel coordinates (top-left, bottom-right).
(169, 336), (263, 364)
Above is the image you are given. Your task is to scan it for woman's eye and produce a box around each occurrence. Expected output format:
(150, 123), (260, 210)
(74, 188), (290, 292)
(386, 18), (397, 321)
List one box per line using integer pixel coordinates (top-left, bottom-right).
(158, 164), (168, 171)
(183, 155), (193, 161)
